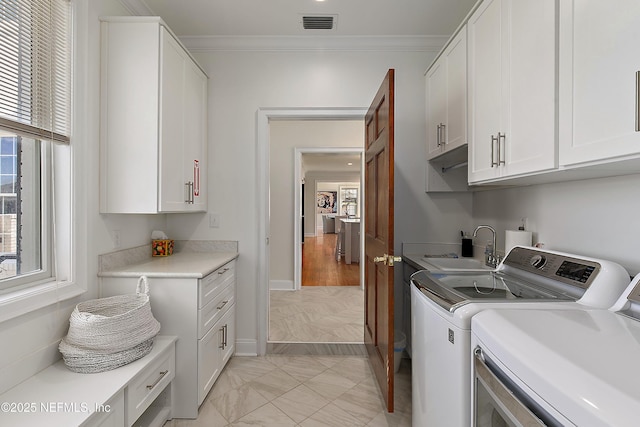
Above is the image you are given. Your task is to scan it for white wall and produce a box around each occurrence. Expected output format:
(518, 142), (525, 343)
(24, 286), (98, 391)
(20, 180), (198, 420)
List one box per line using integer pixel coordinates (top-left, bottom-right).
(473, 173), (640, 276)
(164, 45), (476, 348)
(0, 0), (168, 394)
(269, 120), (362, 284)
(0, 6), (478, 378)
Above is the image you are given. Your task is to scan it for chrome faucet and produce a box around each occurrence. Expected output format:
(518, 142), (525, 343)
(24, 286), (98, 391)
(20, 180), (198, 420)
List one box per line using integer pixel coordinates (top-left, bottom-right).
(473, 225), (500, 268)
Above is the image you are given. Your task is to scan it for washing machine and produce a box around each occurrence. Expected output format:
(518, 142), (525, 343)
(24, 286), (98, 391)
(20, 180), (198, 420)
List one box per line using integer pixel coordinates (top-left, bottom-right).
(471, 272), (640, 426)
(410, 246), (631, 427)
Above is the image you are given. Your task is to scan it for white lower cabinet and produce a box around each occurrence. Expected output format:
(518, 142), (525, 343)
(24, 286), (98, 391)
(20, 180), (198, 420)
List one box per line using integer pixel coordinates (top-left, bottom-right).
(0, 337), (175, 427)
(198, 304), (235, 404)
(101, 260), (237, 419)
(91, 392), (125, 427)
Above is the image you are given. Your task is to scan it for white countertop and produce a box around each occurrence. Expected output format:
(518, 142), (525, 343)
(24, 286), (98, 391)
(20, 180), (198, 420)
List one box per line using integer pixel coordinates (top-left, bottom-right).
(339, 218), (360, 223)
(98, 251), (238, 278)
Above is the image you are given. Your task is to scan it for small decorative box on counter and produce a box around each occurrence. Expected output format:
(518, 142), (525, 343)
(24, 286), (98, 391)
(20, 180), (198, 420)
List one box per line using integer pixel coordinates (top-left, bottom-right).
(152, 239), (174, 257)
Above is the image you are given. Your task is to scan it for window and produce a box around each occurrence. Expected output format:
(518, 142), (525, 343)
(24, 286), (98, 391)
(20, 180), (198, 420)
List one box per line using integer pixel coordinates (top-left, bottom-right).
(0, 0), (71, 291)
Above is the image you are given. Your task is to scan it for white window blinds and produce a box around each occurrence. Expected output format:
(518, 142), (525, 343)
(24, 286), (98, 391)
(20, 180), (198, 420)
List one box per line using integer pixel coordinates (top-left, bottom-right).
(0, 0), (71, 143)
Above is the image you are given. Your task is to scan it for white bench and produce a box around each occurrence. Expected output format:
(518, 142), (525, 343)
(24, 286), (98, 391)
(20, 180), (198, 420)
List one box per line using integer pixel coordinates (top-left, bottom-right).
(0, 336), (176, 427)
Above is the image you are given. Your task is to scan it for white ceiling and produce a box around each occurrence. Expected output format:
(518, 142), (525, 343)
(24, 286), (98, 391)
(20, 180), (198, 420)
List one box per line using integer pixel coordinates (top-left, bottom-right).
(125, 0), (476, 173)
(132, 0), (477, 37)
(302, 153), (362, 174)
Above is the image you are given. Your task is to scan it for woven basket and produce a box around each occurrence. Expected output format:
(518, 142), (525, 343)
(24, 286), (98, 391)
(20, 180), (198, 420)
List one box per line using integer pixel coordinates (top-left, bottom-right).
(59, 276), (161, 373)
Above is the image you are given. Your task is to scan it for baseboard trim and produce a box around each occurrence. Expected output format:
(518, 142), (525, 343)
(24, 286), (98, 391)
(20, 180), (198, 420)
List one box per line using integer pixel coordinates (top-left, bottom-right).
(234, 339), (258, 356)
(270, 280), (294, 291)
(267, 342), (367, 356)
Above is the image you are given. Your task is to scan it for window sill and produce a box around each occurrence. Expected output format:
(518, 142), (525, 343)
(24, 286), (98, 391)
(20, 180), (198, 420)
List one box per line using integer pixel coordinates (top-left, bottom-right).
(0, 281), (85, 323)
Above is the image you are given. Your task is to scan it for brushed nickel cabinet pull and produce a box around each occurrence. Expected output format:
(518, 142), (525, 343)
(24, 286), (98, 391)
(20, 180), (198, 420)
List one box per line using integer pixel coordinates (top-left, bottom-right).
(498, 133), (506, 165)
(217, 300), (229, 310)
(490, 134), (498, 167)
(440, 123), (446, 145)
(185, 182), (194, 203)
(219, 326), (226, 349)
(436, 124), (442, 147)
(146, 370), (169, 390)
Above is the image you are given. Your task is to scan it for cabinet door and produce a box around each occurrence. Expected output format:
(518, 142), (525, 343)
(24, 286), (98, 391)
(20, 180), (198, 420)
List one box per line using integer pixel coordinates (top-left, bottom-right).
(502, 0), (556, 177)
(426, 59), (447, 159)
(468, 0), (503, 182)
(559, 0), (640, 166)
(183, 58), (208, 211)
(469, 0), (556, 183)
(198, 319), (222, 405)
(90, 392), (125, 427)
(159, 28), (189, 212)
(219, 304), (235, 366)
(426, 27), (467, 160)
(443, 26), (467, 153)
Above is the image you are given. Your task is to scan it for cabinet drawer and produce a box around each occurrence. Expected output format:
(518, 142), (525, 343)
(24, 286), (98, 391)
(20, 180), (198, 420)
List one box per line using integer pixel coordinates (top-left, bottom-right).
(126, 343), (175, 426)
(198, 281), (235, 339)
(199, 261), (235, 308)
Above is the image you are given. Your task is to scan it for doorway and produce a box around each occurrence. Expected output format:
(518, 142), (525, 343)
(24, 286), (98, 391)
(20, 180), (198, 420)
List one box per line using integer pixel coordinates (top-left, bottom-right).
(295, 149), (364, 290)
(257, 110), (367, 352)
(268, 148), (365, 343)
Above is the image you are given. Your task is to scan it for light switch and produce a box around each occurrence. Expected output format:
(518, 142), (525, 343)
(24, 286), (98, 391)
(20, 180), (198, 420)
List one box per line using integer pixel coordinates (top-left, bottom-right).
(209, 213), (220, 228)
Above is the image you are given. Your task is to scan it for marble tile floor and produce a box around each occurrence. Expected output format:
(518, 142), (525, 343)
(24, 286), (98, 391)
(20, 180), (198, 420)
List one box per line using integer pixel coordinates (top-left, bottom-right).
(165, 354), (412, 427)
(269, 286), (364, 343)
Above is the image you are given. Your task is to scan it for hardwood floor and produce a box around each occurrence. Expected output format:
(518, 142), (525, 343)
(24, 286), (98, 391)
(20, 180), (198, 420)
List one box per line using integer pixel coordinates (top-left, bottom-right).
(302, 234), (360, 286)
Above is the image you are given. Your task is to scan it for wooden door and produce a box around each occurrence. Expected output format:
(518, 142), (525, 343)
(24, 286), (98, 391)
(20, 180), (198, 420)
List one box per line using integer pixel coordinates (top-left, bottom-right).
(364, 69), (395, 412)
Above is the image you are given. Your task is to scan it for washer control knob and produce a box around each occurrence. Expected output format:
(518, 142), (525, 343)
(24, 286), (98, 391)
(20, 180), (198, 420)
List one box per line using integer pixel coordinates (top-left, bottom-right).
(530, 254), (547, 269)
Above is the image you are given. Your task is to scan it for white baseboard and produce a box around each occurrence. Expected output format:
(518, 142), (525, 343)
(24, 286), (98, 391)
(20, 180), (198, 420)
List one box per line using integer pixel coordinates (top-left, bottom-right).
(234, 339), (258, 356)
(270, 280), (294, 291)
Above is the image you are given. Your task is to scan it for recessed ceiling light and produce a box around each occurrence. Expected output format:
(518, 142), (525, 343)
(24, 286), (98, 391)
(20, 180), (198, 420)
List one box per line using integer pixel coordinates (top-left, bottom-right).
(347, 162), (353, 166)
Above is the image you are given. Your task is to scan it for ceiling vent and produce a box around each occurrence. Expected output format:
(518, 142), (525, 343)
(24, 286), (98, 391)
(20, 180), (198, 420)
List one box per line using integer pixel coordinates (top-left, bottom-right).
(302, 15), (336, 30)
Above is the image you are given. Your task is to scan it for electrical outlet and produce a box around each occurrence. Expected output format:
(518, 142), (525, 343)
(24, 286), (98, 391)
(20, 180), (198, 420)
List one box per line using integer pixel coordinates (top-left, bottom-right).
(112, 229), (121, 248)
(209, 213), (220, 228)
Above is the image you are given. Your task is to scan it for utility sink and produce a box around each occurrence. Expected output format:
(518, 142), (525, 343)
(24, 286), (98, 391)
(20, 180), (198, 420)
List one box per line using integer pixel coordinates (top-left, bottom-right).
(422, 257), (492, 271)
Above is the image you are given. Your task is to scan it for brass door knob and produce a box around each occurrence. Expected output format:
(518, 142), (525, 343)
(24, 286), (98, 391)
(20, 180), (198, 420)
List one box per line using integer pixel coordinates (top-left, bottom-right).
(374, 255), (387, 264)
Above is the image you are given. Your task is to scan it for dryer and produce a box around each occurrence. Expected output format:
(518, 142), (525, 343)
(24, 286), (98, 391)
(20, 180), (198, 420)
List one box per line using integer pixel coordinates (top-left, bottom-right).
(471, 272), (640, 426)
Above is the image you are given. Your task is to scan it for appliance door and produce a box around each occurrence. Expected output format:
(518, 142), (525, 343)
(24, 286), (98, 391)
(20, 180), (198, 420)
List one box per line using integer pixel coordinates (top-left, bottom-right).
(474, 347), (565, 427)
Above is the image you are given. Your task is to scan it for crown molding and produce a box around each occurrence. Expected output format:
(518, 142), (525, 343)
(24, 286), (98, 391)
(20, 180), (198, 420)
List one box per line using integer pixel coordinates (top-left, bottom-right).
(118, 0), (153, 16)
(180, 35), (448, 53)
(117, 0), (447, 53)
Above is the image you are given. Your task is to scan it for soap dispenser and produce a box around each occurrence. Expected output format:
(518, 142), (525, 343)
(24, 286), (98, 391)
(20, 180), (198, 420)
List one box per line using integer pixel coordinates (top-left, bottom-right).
(461, 231), (473, 257)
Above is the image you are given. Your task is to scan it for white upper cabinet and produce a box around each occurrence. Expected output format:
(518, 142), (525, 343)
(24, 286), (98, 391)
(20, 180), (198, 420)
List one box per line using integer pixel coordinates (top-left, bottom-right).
(426, 26), (467, 160)
(100, 17), (208, 214)
(468, 0), (556, 184)
(559, 0), (640, 167)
